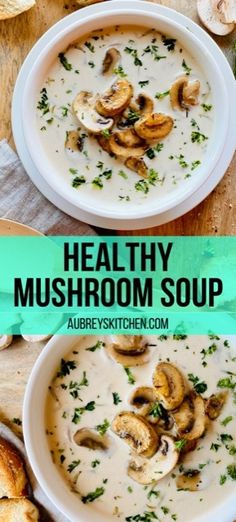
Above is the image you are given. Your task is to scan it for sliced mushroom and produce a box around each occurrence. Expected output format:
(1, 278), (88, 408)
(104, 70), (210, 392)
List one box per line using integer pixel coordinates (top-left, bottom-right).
(216, 0), (236, 23)
(176, 470), (201, 491)
(181, 439), (198, 454)
(112, 411), (159, 458)
(125, 157), (148, 178)
(170, 77), (200, 111)
(96, 79), (133, 117)
(128, 435), (178, 485)
(65, 130), (84, 153)
(102, 48), (121, 75)
(110, 335), (146, 354)
(134, 113), (174, 141)
(97, 135), (113, 154)
(73, 91), (113, 134)
(109, 130), (147, 158)
(152, 362), (185, 411)
(205, 392), (227, 420)
(173, 397), (194, 434)
(0, 335), (13, 351)
(130, 387), (157, 416)
(197, 0), (235, 35)
(73, 428), (109, 451)
(106, 344), (150, 367)
(22, 334), (51, 342)
(183, 392), (206, 441)
(130, 94), (154, 115)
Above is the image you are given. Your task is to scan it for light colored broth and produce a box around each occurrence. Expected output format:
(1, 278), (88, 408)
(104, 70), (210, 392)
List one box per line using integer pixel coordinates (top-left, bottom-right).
(37, 26), (214, 211)
(46, 335), (236, 521)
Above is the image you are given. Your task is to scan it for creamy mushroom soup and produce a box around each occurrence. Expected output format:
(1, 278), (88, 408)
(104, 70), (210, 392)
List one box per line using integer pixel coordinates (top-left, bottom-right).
(46, 335), (236, 521)
(37, 26), (215, 210)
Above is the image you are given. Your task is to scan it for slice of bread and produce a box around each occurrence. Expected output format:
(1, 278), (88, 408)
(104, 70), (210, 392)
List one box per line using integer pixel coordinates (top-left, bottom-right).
(0, 498), (39, 521)
(0, 437), (28, 498)
(0, 0), (35, 20)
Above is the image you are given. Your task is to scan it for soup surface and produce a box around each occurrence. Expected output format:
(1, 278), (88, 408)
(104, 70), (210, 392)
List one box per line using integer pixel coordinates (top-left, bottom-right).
(37, 26), (214, 211)
(46, 335), (236, 521)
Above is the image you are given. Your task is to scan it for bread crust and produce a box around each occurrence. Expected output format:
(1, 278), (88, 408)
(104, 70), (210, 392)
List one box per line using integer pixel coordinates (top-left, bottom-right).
(0, 498), (39, 521)
(0, 0), (35, 20)
(0, 437), (28, 498)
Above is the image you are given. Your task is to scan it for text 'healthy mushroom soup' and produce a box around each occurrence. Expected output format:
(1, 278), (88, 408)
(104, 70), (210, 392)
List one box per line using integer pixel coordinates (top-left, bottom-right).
(46, 335), (236, 521)
(37, 26), (215, 209)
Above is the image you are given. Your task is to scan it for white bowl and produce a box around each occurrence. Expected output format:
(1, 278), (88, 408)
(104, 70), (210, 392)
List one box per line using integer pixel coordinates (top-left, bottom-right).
(21, 0), (230, 224)
(23, 334), (236, 522)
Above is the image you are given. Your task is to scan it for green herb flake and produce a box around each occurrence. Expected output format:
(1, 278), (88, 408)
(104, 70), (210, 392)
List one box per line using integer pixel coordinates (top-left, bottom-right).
(162, 36), (177, 51)
(57, 359), (77, 378)
(124, 367), (136, 385)
(210, 443), (221, 452)
(191, 160), (201, 171)
(126, 512), (158, 522)
(143, 44), (166, 62)
(112, 392), (122, 405)
(191, 131), (208, 144)
(69, 168), (78, 175)
(227, 464), (236, 480)
(188, 373), (207, 394)
(182, 59), (192, 75)
(12, 417), (22, 426)
(37, 88), (50, 115)
(139, 80), (149, 88)
(220, 474), (227, 485)
(85, 41), (95, 53)
(101, 129), (111, 139)
(161, 506), (170, 515)
(201, 103), (213, 112)
(113, 66), (127, 78)
(91, 459), (100, 468)
(155, 90), (170, 100)
(221, 416), (233, 427)
(92, 177), (103, 189)
(118, 170), (128, 179)
(86, 340), (105, 352)
(96, 419), (110, 436)
(88, 61), (95, 68)
(175, 439), (187, 451)
(81, 486), (105, 504)
(67, 460), (81, 473)
(72, 176), (86, 188)
(135, 179), (149, 194)
(217, 377), (235, 390)
(58, 53), (72, 71)
(124, 46), (143, 66)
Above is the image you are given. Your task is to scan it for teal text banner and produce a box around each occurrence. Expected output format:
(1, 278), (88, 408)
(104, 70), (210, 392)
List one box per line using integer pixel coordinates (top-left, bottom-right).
(0, 236), (235, 335)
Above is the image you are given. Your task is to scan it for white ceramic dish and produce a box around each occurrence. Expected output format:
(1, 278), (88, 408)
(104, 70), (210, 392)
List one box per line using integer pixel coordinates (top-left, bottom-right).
(12, 1), (236, 230)
(21, 1), (231, 222)
(23, 334), (236, 522)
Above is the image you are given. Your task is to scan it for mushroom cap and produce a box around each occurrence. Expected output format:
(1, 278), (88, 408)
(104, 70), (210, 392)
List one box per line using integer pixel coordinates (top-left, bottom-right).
(73, 91), (113, 134)
(65, 130), (83, 153)
(173, 396), (194, 434)
(134, 113), (174, 141)
(110, 335), (146, 354)
(112, 411), (159, 458)
(205, 392), (227, 420)
(152, 362), (185, 411)
(128, 435), (179, 485)
(22, 334), (51, 342)
(170, 77), (200, 111)
(102, 48), (121, 75)
(125, 157), (148, 178)
(216, 0), (236, 23)
(106, 344), (150, 367)
(73, 428), (109, 451)
(183, 392), (206, 441)
(96, 79), (133, 117)
(0, 335), (13, 350)
(176, 470), (201, 491)
(109, 130), (147, 158)
(130, 94), (154, 115)
(197, 0), (235, 35)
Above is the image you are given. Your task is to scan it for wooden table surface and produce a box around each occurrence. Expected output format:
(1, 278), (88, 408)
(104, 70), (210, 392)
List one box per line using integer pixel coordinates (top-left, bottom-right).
(0, 0), (235, 432)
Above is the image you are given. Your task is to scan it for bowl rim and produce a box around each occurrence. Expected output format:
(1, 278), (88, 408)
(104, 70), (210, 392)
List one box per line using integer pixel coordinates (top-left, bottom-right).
(23, 333), (236, 522)
(21, 2), (230, 221)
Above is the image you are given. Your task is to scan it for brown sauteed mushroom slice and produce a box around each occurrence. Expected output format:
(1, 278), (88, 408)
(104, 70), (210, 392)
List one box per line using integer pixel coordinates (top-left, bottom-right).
(170, 76), (200, 111)
(65, 130), (83, 152)
(73, 428), (109, 451)
(112, 411), (159, 458)
(182, 392), (206, 441)
(205, 392), (228, 420)
(102, 48), (121, 75)
(73, 91), (113, 134)
(134, 113), (174, 141)
(96, 79), (133, 117)
(107, 335), (150, 366)
(108, 129), (147, 158)
(152, 362), (185, 411)
(125, 157), (148, 178)
(128, 435), (178, 485)
(176, 470), (201, 491)
(130, 387), (158, 417)
(173, 396), (195, 434)
(130, 93), (154, 115)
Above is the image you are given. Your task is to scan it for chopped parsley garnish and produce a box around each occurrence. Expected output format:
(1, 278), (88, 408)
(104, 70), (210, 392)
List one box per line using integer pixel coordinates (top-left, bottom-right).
(145, 143), (164, 159)
(91, 459), (100, 468)
(217, 377), (235, 389)
(221, 416), (233, 427)
(12, 417), (22, 426)
(135, 179), (149, 194)
(173, 334), (187, 340)
(69, 168), (78, 175)
(92, 177), (103, 189)
(175, 439), (187, 451)
(81, 486), (105, 504)
(86, 340), (105, 352)
(149, 402), (165, 418)
(96, 419), (110, 436)
(139, 80), (149, 88)
(88, 61), (95, 68)
(69, 372), (88, 398)
(147, 488), (160, 500)
(37, 88), (50, 115)
(61, 106), (69, 117)
(191, 131), (208, 144)
(118, 170), (128, 179)
(58, 53), (72, 71)
(220, 433), (233, 444)
(201, 103), (212, 112)
(124, 367), (136, 385)
(201, 343), (217, 359)
(143, 44), (166, 61)
(155, 90), (170, 99)
(57, 359), (77, 377)
(125, 46), (143, 66)
(220, 474), (227, 485)
(85, 41), (95, 53)
(72, 401), (96, 424)
(210, 442), (221, 452)
(162, 36), (177, 51)
(188, 373), (207, 394)
(127, 109), (141, 123)
(67, 460), (81, 473)
(191, 160), (201, 170)
(159, 335), (168, 341)
(72, 176), (86, 188)
(176, 154), (188, 168)
(227, 464), (236, 480)
(126, 512), (158, 522)
(101, 129), (111, 139)
(182, 59), (191, 75)
(161, 507), (170, 515)
(112, 392), (122, 405)
(113, 66), (127, 77)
